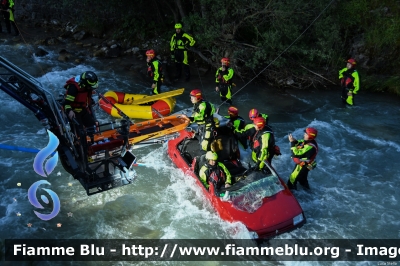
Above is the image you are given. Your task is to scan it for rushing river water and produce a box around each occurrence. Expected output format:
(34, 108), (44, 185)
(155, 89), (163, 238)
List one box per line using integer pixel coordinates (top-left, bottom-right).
(1, 42), (400, 266)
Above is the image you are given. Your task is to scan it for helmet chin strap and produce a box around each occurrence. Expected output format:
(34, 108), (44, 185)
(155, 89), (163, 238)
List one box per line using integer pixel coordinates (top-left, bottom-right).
(79, 82), (88, 89)
(78, 80), (92, 89)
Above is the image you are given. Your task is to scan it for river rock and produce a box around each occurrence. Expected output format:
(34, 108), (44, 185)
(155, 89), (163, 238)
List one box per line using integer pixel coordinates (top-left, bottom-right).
(106, 40), (117, 47)
(65, 23), (77, 33)
(123, 48), (133, 54)
(131, 47), (140, 54)
(73, 31), (86, 41)
(45, 37), (59, 45)
(34, 48), (49, 57)
(51, 19), (60, 26)
(58, 49), (72, 62)
(106, 44), (122, 58)
(93, 47), (107, 57)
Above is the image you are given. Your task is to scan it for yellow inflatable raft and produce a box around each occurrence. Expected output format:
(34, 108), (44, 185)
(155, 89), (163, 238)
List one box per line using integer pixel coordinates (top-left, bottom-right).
(99, 89), (184, 119)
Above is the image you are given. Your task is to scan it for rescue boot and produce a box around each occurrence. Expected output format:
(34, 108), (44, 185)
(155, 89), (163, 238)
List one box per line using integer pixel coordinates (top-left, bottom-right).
(287, 179), (297, 190)
(346, 95), (353, 105)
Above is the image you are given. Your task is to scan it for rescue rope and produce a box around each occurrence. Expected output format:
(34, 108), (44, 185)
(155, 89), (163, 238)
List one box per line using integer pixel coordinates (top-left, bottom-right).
(151, 107), (164, 118)
(0, 143), (40, 153)
(194, 60), (205, 91)
(0, 144), (56, 156)
(218, 0), (337, 108)
(7, 12), (59, 92)
(97, 91), (133, 123)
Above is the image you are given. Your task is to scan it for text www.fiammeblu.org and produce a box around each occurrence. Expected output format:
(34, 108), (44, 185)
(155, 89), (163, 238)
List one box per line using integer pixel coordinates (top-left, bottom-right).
(120, 244), (400, 259)
(12, 243), (400, 260)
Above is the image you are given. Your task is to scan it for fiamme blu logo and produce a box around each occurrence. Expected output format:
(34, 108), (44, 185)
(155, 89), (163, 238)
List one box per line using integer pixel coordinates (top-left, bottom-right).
(28, 130), (61, 221)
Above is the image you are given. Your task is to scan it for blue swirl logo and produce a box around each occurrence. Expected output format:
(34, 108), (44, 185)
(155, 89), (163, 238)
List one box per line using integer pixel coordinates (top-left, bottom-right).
(29, 130), (61, 221)
(33, 130), (59, 177)
(28, 180), (61, 221)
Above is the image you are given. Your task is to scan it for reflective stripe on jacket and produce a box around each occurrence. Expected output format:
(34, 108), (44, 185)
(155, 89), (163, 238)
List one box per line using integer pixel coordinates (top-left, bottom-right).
(199, 162), (231, 189)
(291, 139), (318, 165)
(147, 59), (163, 83)
(252, 129), (275, 162)
(339, 68), (360, 94)
(224, 115), (245, 131)
(170, 32), (195, 51)
(192, 100), (215, 124)
(64, 77), (92, 113)
(215, 67), (234, 85)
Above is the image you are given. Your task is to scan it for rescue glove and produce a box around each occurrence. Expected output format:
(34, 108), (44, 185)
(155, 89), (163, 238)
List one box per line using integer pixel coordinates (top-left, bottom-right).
(68, 110), (75, 120)
(307, 161), (317, 170)
(274, 145), (282, 156)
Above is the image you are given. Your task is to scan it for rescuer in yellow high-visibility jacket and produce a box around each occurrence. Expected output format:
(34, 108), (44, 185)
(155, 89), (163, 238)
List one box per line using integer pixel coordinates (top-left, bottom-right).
(145, 49), (164, 95)
(339, 58), (360, 106)
(215, 57), (234, 105)
(0, 0), (19, 36)
(170, 23), (195, 82)
(287, 127), (319, 190)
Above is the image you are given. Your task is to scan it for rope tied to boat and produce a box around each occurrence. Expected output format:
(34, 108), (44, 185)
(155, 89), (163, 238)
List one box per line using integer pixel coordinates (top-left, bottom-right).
(96, 91), (133, 124)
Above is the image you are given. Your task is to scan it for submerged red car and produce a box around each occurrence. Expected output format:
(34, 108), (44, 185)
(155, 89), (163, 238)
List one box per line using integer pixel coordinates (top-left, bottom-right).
(167, 124), (306, 238)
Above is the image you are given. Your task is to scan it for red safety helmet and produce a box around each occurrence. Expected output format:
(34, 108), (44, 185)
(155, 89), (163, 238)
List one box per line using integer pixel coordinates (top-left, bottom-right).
(347, 58), (356, 65)
(190, 89), (203, 100)
(305, 127), (318, 140)
(146, 49), (155, 59)
(221, 57), (230, 66)
(228, 106), (238, 116)
(249, 108), (259, 120)
(253, 117), (265, 130)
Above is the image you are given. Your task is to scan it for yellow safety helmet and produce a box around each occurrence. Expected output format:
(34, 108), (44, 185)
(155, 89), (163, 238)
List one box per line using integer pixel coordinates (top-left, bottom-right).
(206, 151), (218, 161)
(175, 23), (182, 29)
(213, 117), (220, 128)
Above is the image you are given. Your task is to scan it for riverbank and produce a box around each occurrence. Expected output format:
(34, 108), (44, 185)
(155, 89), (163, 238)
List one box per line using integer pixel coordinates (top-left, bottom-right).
(2, 20), (218, 93)
(4, 20), (399, 97)
(7, 21), (120, 62)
